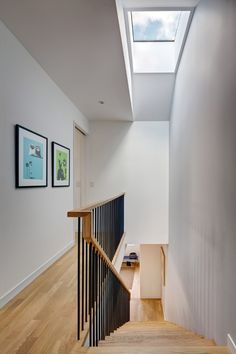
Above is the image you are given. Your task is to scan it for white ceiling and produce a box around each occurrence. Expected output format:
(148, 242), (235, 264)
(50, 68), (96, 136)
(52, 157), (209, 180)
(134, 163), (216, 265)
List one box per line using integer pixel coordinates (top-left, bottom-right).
(0, 0), (199, 122)
(0, 0), (133, 121)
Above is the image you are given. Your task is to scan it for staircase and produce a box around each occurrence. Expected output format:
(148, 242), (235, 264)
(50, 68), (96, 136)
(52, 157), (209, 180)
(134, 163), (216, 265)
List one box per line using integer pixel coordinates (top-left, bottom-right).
(82, 320), (229, 354)
(67, 196), (229, 354)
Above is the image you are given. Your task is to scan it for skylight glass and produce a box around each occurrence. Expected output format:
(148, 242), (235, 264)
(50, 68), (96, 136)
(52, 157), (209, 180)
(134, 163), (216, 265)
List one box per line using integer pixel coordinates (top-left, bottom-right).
(132, 11), (181, 42)
(128, 10), (192, 73)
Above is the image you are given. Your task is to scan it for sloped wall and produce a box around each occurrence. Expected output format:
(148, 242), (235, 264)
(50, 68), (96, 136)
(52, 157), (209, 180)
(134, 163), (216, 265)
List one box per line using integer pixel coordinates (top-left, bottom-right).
(165, 0), (236, 344)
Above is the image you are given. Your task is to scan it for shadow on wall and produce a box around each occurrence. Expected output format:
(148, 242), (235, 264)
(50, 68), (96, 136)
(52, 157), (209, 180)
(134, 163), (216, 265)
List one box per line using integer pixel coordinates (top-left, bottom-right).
(88, 121), (132, 192)
(87, 121), (169, 245)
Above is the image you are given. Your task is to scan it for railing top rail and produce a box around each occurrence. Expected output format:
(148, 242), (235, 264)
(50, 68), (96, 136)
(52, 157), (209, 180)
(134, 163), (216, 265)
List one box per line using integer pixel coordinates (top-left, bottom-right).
(67, 192), (125, 218)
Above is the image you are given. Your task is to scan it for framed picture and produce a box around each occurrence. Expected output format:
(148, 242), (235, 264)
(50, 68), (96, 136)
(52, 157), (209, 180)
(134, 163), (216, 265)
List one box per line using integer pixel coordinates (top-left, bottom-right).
(15, 125), (48, 188)
(52, 142), (70, 187)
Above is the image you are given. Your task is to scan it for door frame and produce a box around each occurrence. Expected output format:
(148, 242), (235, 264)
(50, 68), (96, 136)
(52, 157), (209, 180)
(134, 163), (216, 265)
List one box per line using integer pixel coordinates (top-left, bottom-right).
(73, 122), (87, 239)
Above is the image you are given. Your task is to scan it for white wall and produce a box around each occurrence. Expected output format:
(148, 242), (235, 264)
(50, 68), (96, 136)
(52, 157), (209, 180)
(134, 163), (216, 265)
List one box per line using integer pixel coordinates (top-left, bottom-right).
(133, 74), (175, 121)
(87, 121), (169, 244)
(0, 21), (89, 307)
(165, 0), (236, 345)
(140, 244), (162, 299)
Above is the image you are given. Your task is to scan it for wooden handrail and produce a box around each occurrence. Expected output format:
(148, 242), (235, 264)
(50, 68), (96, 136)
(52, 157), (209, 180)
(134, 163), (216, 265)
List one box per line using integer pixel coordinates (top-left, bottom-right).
(67, 193), (125, 218)
(90, 235), (130, 293)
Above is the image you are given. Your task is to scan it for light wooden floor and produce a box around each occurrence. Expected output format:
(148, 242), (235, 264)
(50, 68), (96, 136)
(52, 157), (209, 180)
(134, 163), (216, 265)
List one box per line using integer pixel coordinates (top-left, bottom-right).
(120, 265), (164, 321)
(0, 246), (85, 354)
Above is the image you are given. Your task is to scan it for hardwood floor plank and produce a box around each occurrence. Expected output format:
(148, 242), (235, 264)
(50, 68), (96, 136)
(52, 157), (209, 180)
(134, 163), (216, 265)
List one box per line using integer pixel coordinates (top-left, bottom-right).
(0, 246), (81, 354)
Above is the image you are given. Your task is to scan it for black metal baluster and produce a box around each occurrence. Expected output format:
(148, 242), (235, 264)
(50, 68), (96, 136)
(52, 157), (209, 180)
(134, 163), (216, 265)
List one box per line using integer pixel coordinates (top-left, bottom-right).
(82, 237), (84, 331)
(89, 243), (92, 346)
(97, 255), (99, 344)
(94, 208), (96, 239)
(97, 208), (99, 242)
(93, 248), (96, 346)
(102, 260), (105, 340)
(109, 203), (111, 259)
(95, 208), (97, 240)
(100, 256), (102, 340)
(85, 241), (88, 322)
(101, 206), (104, 250)
(96, 252), (99, 346)
(104, 205), (106, 255)
(112, 273), (114, 332)
(106, 265), (109, 336)
(77, 217), (81, 340)
(112, 201), (114, 258)
(107, 268), (110, 336)
(104, 262), (107, 337)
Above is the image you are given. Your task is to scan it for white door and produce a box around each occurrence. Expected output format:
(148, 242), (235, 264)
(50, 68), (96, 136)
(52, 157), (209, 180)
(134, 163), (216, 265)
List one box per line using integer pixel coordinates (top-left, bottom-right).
(74, 126), (86, 236)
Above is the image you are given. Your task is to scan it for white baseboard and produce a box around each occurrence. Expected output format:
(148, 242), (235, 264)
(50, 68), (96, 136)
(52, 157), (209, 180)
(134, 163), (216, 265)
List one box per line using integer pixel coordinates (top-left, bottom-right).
(228, 334), (236, 354)
(0, 241), (74, 309)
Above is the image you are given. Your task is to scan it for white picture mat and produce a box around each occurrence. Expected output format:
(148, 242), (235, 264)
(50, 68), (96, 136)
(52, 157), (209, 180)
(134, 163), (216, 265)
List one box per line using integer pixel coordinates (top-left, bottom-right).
(53, 144), (70, 186)
(18, 127), (47, 186)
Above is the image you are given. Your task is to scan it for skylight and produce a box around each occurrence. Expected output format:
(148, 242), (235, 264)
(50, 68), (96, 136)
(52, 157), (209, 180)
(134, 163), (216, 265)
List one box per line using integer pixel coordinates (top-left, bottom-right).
(128, 10), (193, 73)
(131, 11), (181, 42)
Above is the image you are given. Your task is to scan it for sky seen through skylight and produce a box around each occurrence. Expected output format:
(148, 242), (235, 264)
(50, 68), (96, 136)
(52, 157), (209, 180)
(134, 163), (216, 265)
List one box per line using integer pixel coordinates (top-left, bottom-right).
(132, 11), (181, 41)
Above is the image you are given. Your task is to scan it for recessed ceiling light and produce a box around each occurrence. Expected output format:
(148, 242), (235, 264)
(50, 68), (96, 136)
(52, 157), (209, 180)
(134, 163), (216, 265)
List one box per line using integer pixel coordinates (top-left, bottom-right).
(98, 100), (104, 105)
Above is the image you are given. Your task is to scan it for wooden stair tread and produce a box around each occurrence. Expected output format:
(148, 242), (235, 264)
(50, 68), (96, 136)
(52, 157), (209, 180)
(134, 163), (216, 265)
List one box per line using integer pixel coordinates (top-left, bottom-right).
(86, 348), (228, 354)
(122, 321), (179, 326)
(113, 329), (206, 336)
(103, 337), (214, 342)
(97, 321), (217, 348)
(99, 340), (215, 346)
(95, 321), (225, 353)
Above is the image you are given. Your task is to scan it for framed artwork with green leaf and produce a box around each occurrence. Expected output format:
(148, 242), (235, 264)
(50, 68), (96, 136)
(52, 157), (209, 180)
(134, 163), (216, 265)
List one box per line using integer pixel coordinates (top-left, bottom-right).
(52, 142), (70, 187)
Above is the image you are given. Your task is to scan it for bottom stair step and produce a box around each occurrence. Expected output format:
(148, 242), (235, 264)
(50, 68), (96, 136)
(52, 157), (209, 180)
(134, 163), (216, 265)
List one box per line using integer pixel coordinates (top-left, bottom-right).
(83, 346), (229, 354)
(98, 337), (215, 347)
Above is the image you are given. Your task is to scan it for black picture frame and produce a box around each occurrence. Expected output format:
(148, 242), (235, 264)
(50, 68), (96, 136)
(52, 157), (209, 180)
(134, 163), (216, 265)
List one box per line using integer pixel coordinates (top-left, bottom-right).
(15, 124), (48, 188)
(52, 142), (70, 187)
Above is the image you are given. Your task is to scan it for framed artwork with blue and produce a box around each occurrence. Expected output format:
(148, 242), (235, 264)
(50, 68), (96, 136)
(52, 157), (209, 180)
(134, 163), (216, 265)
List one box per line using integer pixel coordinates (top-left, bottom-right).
(52, 142), (70, 187)
(15, 125), (48, 188)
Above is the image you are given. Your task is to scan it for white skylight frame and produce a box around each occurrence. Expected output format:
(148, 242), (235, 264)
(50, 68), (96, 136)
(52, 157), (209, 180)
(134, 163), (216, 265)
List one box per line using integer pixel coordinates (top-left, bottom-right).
(125, 7), (195, 74)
